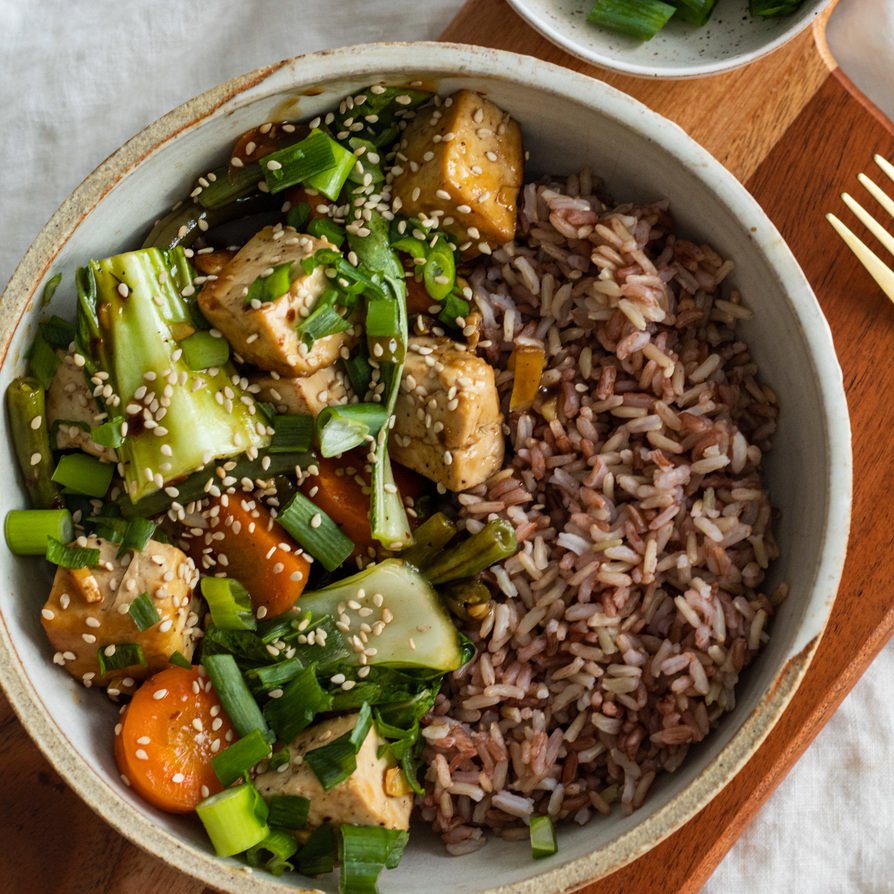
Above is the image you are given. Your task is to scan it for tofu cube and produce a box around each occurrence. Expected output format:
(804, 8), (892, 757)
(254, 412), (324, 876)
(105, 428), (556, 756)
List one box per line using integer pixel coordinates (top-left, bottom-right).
(41, 537), (201, 695)
(391, 90), (523, 253)
(45, 350), (117, 461)
(197, 226), (356, 377)
(390, 337), (504, 491)
(254, 713), (412, 832)
(250, 365), (354, 417)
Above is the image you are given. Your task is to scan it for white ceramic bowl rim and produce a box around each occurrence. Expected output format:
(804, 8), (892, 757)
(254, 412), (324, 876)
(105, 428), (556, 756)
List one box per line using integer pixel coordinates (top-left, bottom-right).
(0, 41), (851, 894)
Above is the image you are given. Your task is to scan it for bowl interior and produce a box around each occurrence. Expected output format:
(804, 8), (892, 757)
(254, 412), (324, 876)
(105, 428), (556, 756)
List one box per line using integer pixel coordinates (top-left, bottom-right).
(0, 44), (849, 894)
(507, 0), (831, 77)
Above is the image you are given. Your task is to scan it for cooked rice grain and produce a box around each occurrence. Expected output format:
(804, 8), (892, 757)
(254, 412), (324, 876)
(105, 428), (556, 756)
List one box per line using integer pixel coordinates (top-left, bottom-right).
(420, 172), (781, 849)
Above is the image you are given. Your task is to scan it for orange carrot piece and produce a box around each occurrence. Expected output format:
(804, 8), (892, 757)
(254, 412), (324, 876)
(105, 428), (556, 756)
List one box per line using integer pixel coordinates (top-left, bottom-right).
(114, 666), (235, 814)
(186, 494), (310, 618)
(300, 453), (429, 553)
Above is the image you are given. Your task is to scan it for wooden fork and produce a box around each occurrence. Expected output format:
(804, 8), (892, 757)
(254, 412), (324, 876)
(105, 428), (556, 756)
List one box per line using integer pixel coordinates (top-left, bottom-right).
(827, 154), (894, 303)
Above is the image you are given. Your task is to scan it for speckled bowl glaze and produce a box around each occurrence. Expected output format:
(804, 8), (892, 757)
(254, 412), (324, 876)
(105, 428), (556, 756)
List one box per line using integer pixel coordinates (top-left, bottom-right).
(507, 0), (832, 78)
(0, 43), (850, 894)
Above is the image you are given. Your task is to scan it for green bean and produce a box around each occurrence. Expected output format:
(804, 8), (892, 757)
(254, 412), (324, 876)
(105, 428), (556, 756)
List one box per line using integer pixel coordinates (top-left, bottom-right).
(6, 377), (60, 508)
(439, 578), (492, 621)
(400, 512), (458, 569)
(142, 193), (278, 250)
(423, 519), (517, 585)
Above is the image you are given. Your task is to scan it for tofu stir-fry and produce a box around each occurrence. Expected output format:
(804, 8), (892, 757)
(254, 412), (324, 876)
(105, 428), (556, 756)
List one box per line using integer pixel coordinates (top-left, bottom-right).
(6, 85), (527, 891)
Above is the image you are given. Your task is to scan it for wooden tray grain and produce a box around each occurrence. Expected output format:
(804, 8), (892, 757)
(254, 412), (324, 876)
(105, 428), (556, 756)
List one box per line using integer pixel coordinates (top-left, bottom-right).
(2, 5), (893, 893)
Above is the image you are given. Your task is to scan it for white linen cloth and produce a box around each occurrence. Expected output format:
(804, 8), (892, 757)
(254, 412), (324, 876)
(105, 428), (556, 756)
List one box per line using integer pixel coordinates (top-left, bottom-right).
(0, 2), (890, 892)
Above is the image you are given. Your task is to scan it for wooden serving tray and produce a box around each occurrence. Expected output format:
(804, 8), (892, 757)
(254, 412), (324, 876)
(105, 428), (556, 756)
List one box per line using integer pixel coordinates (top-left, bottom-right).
(1, 4), (893, 893)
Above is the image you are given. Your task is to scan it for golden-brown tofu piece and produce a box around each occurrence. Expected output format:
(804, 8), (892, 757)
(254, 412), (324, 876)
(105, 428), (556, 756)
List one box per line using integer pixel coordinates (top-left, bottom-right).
(41, 537), (201, 695)
(254, 713), (412, 832)
(250, 365), (354, 416)
(391, 90), (523, 253)
(45, 350), (117, 461)
(390, 336), (504, 491)
(197, 225), (356, 377)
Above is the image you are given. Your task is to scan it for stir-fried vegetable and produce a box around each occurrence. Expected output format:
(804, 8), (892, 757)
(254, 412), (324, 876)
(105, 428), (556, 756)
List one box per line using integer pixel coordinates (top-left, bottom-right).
(77, 248), (269, 502)
(114, 665), (236, 813)
(6, 81), (532, 894)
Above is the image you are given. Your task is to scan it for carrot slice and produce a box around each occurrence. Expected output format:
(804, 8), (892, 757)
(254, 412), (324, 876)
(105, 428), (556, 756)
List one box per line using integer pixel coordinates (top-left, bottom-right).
(185, 494), (311, 619)
(114, 666), (235, 814)
(299, 453), (429, 553)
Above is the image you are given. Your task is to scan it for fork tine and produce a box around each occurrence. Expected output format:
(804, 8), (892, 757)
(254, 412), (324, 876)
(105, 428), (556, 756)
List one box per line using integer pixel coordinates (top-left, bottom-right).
(826, 212), (894, 304)
(841, 191), (894, 258)
(856, 173), (894, 220)
(875, 154), (894, 184)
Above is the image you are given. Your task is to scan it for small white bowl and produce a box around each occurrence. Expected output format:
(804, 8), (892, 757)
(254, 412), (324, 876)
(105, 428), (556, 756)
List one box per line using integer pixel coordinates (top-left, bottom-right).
(0, 42), (850, 894)
(506, 0), (832, 78)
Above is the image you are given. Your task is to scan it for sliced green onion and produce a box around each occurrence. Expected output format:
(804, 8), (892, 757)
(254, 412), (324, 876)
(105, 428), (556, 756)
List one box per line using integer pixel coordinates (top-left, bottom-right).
(246, 656), (305, 692)
(90, 416), (126, 449)
(196, 781), (269, 857)
(392, 236), (428, 260)
(307, 217), (346, 247)
(267, 794), (311, 830)
(203, 653), (272, 741)
(96, 642), (147, 676)
(302, 133), (356, 201)
(423, 242), (456, 301)
(750, 0), (803, 13)
(168, 650), (193, 669)
(530, 815), (558, 859)
(201, 577), (257, 632)
(304, 703), (372, 791)
(128, 592), (161, 631)
(196, 161), (264, 210)
(366, 298), (402, 363)
(245, 261), (294, 306)
(40, 273), (64, 309)
(28, 334), (60, 390)
(46, 536), (100, 569)
(212, 728), (272, 787)
(268, 414), (314, 454)
(51, 453), (114, 498)
(343, 351), (373, 398)
(296, 303), (352, 347)
(39, 314), (76, 349)
(261, 130), (338, 196)
(586, 0), (676, 39)
(672, 0), (717, 24)
(339, 824), (410, 894)
(180, 330), (230, 370)
(277, 492), (354, 572)
(294, 823), (338, 876)
(315, 403), (389, 458)
(246, 828), (298, 877)
(287, 201), (312, 231)
(423, 518), (518, 585)
(85, 513), (127, 543)
(4, 509), (73, 556)
(262, 665), (333, 744)
(116, 517), (156, 559)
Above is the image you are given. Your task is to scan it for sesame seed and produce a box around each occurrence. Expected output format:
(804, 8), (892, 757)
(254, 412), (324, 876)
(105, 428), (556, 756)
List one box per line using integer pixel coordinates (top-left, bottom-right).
(152, 688), (168, 700)
(29, 452), (41, 466)
(41, 608), (55, 620)
(134, 749), (149, 761)
(172, 773), (185, 784)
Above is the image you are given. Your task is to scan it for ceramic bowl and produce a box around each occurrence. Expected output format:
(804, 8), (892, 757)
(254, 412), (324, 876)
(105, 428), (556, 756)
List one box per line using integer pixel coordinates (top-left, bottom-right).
(506, 0), (832, 78)
(0, 42), (850, 894)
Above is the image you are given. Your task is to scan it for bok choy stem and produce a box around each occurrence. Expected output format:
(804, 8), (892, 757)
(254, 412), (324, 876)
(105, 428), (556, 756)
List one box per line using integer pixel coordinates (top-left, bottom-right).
(79, 248), (270, 502)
